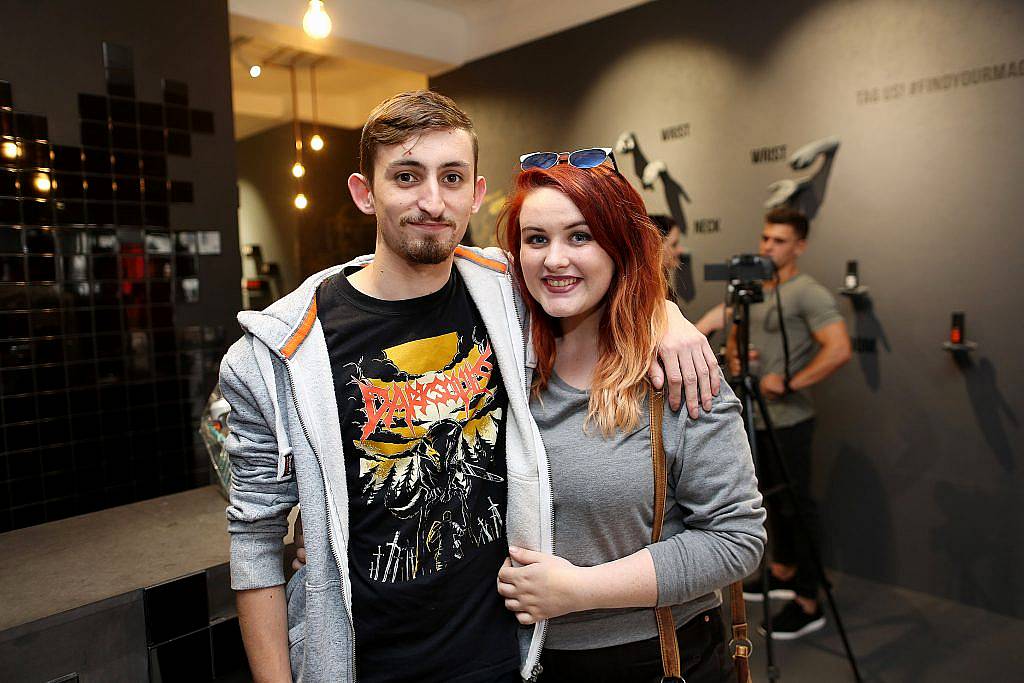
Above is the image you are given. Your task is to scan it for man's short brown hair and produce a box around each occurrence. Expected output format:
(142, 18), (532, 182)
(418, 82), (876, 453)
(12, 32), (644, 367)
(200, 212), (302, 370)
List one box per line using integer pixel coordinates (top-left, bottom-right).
(764, 206), (809, 240)
(359, 90), (478, 184)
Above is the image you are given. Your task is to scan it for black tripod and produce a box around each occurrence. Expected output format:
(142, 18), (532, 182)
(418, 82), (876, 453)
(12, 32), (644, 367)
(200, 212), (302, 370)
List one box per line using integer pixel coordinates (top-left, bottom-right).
(729, 280), (863, 683)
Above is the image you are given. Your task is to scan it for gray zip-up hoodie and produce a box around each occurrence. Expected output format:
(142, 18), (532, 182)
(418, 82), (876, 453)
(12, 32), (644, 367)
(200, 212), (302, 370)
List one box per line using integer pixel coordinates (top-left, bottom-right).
(220, 247), (553, 682)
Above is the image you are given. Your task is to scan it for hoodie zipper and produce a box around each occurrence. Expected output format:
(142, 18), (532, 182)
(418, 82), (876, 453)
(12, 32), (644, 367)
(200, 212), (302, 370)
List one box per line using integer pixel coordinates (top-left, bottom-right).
(506, 270), (554, 683)
(283, 356), (358, 683)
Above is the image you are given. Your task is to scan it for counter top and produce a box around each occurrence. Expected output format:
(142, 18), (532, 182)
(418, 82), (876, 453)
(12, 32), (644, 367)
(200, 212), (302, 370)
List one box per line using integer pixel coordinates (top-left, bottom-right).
(0, 486), (231, 631)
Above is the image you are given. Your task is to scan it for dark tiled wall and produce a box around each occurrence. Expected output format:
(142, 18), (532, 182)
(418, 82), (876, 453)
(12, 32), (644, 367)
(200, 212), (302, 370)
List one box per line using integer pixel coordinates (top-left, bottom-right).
(1, 43), (232, 531)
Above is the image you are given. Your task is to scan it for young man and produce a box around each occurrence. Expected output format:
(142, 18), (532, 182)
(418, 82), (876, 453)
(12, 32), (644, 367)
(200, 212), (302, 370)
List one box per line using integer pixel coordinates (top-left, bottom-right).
(728, 207), (851, 640)
(221, 91), (720, 683)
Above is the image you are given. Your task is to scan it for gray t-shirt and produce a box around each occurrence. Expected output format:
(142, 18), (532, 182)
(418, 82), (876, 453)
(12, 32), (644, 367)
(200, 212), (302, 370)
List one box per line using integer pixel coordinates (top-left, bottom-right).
(530, 372), (766, 650)
(747, 273), (842, 428)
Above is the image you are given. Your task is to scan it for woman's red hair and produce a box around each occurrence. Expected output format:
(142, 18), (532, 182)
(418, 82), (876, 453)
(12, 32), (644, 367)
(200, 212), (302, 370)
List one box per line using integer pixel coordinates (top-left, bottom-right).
(498, 163), (667, 435)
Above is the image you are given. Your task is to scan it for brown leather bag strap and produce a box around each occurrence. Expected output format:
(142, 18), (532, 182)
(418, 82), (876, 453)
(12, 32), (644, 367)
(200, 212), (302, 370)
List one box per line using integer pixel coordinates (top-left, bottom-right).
(729, 582), (753, 683)
(649, 389), (682, 681)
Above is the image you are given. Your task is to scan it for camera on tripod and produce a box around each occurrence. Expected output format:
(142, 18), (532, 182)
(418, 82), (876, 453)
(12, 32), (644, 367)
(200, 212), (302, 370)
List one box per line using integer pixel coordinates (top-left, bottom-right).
(704, 254), (775, 305)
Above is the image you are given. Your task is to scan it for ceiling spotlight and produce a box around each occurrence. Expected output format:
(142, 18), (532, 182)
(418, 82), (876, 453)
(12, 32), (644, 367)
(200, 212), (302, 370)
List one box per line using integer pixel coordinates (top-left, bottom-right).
(303, 0), (333, 39)
(291, 162), (306, 178)
(248, 63), (262, 79)
(309, 134), (324, 152)
(294, 193), (309, 210)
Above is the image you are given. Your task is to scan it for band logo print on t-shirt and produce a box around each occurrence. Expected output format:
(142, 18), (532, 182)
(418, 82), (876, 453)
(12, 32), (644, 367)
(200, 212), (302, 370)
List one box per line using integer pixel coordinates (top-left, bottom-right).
(346, 328), (505, 583)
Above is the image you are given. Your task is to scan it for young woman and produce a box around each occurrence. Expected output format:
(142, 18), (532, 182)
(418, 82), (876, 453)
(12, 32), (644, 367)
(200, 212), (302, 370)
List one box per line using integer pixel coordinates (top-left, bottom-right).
(496, 155), (766, 683)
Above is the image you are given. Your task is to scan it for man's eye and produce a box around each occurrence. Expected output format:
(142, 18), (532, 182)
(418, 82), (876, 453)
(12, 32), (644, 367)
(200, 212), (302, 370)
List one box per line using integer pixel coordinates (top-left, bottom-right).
(396, 172), (416, 183)
(443, 173), (463, 184)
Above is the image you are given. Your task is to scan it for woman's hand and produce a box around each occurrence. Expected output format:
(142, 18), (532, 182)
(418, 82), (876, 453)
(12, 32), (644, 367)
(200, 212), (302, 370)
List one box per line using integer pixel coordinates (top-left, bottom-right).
(651, 302), (721, 418)
(497, 547), (586, 625)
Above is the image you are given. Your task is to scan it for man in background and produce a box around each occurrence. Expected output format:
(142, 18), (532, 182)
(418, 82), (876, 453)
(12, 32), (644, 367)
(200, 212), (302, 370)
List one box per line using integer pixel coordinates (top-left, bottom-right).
(729, 207), (851, 640)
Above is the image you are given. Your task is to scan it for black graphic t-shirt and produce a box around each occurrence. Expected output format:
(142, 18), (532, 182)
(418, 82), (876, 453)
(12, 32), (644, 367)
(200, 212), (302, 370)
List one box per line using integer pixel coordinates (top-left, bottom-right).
(317, 267), (519, 683)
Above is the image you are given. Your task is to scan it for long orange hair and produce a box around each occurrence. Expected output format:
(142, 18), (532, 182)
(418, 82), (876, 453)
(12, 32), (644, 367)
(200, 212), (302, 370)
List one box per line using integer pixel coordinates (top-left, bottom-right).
(499, 163), (667, 436)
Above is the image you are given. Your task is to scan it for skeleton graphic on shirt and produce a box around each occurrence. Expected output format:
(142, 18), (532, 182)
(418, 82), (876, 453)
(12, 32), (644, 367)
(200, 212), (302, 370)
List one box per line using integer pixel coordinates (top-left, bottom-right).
(348, 329), (505, 582)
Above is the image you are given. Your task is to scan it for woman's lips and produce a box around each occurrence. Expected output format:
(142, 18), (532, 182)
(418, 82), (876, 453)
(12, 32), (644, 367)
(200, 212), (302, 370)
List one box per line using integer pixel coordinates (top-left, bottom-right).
(542, 276), (580, 293)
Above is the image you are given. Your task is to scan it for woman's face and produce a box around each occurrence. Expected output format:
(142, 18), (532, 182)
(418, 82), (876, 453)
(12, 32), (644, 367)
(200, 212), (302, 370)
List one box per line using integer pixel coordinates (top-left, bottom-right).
(518, 187), (615, 327)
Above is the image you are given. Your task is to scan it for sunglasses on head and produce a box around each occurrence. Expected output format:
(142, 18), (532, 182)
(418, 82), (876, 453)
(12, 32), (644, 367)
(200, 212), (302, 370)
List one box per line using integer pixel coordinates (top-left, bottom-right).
(519, 147), (618, 173)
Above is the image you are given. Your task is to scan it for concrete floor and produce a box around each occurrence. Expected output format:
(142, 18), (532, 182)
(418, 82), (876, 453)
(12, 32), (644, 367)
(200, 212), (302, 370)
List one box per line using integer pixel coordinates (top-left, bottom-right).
(739, 571), (1024, 682)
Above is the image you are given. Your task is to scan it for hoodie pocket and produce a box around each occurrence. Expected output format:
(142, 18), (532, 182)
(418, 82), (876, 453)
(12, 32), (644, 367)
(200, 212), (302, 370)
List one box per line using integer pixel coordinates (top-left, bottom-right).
(506, 470), (540, 551)
(286, 564), (308, 648)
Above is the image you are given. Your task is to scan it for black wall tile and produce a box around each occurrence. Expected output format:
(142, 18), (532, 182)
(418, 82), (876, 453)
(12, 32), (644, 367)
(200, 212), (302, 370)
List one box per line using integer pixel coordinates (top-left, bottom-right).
(144, 571), (208, 645)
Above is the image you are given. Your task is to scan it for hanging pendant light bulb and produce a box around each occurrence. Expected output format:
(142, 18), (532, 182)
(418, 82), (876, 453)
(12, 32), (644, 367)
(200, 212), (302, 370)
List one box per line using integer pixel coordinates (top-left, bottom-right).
(294, 193), (309, 209)
(308, 64), (325, 152)
(303, 0), (333, 39)
(291, 162), (306, 178)
(248, 64), (262, 78)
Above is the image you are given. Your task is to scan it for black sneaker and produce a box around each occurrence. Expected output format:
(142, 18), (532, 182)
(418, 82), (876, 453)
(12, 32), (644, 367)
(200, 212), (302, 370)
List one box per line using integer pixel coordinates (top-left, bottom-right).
(757, 600), (826, 640)
(742, 572), (797, 602)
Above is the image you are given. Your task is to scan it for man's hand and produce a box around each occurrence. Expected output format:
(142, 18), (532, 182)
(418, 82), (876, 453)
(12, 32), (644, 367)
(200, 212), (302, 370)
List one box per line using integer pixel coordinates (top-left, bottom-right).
(497, 547), (585, 625)
(650, 302), (721, 417)
(760, 373), (786, 400)
(291, 514), (306, 572)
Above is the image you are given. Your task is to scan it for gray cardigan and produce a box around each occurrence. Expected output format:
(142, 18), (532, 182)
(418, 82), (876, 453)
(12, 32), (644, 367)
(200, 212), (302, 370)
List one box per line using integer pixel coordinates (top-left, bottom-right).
(532, 373), (766, 650)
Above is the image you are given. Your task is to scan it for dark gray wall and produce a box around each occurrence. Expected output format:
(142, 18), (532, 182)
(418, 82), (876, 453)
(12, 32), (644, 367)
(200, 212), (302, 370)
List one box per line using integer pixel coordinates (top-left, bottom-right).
(432, 0), (1024, 618)
(237, 121), (375, 293)
(0, 0), (240, 529)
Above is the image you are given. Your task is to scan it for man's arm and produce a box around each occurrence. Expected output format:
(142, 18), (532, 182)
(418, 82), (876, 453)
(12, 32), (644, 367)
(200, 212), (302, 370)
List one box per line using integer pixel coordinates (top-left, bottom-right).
(220, 343), (299, 682)
(650, 301), (722, 417)
(695, 302), (731, 337)
(237, 587), (292, 683)
(787, 319), (852, 391)
(760, 319), (851, 398)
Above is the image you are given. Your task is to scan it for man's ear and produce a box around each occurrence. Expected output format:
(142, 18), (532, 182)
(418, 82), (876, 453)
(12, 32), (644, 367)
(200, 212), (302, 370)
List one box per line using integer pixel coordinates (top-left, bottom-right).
(471, 176), (487, 215)
(795, 238), (807, 257)
(347, 173), (376, 215)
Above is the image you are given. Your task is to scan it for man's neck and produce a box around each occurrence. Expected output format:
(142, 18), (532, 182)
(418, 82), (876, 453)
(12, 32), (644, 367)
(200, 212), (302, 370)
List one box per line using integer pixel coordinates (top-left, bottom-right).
(347, 246), (454, 301)
(772, 261), (800, 286)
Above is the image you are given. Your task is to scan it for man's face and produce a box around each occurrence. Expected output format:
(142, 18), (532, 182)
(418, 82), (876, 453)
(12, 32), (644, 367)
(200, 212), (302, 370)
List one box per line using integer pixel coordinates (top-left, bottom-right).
(364, 128), (483, 265)
(662, 226), (685, 270)
(759, 222), (805, 270)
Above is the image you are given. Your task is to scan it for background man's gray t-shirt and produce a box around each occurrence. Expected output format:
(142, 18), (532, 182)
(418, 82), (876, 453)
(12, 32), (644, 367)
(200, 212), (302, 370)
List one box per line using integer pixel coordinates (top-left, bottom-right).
(530, 374), (765, 650)
(747, 273), (842, 429)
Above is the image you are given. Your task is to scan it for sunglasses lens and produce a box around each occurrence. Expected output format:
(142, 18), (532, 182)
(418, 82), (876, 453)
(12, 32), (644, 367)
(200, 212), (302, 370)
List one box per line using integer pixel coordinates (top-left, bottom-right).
(568, 148), (609, 169)
(521, 152), (559, 170)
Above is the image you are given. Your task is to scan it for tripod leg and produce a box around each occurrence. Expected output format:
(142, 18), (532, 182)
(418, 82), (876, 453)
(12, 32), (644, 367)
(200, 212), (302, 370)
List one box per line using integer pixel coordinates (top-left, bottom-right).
(749, 384), (864, 683)
(739, 377), (780, 682)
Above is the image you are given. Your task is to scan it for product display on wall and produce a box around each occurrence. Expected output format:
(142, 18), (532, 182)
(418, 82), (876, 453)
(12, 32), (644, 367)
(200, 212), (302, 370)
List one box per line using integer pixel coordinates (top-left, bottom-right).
(764, 136), (841, 220)
(614, 130), (696, 301)
(0, 43), (227, 531)
(943, 311), (977, 353)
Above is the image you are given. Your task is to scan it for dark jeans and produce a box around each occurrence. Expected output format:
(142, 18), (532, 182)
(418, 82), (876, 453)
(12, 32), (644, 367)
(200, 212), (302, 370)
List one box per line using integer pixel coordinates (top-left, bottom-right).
(537, 608), (734, 683)
(755, 418), (820, 600)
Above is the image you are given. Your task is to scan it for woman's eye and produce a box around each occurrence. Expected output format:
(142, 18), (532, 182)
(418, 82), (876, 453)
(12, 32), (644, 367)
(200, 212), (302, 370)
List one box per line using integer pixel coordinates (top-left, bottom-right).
(524, 235), (547, 245)
(570, 232), (592, 243)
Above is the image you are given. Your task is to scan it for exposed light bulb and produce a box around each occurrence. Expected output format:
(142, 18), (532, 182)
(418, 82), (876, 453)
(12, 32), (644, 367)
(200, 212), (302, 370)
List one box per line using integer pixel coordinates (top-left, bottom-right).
(291, 162), (306, 178)
(302, 0), (332, 39)
(309, 134), (324, 151)
(294, 193), (309, 209)
(33, 174), (52, 193)
(1, 141), (20, 160)
(249, 64), (262, 78)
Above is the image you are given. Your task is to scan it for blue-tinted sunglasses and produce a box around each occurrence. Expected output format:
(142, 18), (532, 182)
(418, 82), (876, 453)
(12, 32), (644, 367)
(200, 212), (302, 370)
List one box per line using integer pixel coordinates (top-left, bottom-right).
(519, 147), (618, 173)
